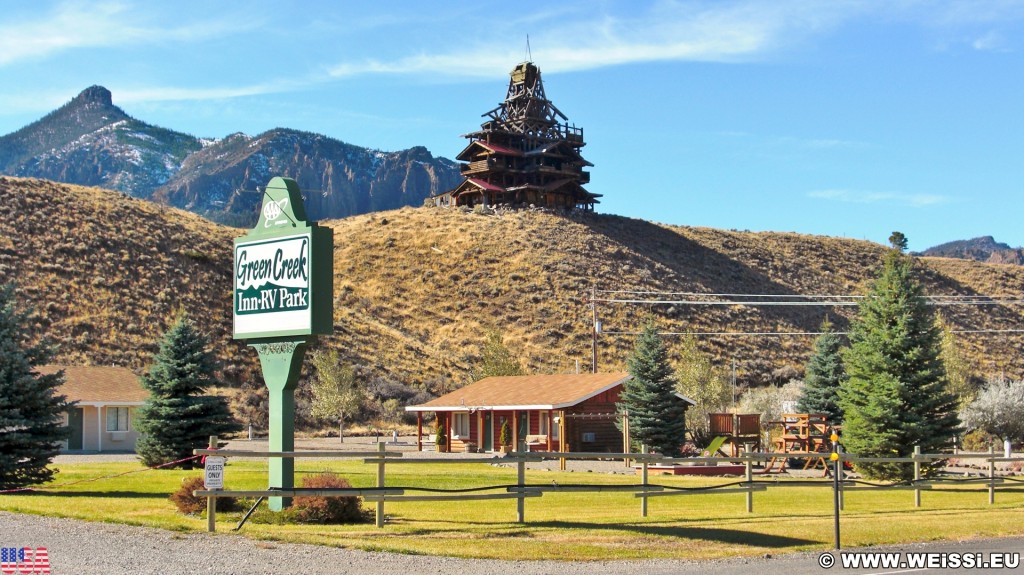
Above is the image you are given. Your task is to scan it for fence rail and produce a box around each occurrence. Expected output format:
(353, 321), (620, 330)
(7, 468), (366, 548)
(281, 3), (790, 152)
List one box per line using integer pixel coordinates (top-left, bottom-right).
(193, 439), (1023, 546)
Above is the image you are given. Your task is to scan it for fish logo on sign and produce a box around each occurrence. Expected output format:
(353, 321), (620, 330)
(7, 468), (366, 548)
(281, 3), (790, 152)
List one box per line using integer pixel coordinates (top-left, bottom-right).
(263, 198), (289, 228)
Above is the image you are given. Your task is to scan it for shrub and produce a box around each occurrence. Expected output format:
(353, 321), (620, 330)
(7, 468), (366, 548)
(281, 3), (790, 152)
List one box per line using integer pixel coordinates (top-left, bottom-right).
(961, 429), (996, 452)
(499, 420), (511, 447)
(436, 421), (447, 446)
(290, 473), (367, 524)
(170, 476), (239, 515)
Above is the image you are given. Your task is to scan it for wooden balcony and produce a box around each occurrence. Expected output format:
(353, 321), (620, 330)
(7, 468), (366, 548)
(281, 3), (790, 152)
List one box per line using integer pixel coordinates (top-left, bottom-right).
(461, 159), (493, 174)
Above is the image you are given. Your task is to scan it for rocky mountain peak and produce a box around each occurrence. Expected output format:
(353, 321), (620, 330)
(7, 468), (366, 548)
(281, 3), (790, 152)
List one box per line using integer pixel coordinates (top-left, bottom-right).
(918, 236), (1023, 265)
(74, 85), (113, 107)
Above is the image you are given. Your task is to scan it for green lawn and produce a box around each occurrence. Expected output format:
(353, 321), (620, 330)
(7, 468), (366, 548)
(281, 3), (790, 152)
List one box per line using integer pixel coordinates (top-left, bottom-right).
(1, 459), (1022, 560)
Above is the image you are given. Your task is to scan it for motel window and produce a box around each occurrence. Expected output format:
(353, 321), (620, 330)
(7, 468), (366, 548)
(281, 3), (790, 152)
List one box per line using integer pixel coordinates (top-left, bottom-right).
(536, 412), (560, 439)
(453, 413), (470, 437)
(106, 407), (129, 432)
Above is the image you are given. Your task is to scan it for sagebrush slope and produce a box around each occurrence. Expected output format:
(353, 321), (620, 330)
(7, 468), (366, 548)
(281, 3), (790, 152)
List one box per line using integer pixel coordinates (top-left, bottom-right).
(2, 178), (1022, 397)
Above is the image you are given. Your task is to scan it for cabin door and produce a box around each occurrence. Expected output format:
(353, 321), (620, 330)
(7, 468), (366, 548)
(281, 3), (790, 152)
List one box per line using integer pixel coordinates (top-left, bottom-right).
(67, 407), (84, 450)
(518, 411), (529, 444)
(482, 412), (493, 452)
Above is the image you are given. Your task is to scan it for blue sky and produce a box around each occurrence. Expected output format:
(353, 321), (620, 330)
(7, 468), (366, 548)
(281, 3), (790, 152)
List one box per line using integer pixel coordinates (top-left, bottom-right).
(1, 1), (1022, 251)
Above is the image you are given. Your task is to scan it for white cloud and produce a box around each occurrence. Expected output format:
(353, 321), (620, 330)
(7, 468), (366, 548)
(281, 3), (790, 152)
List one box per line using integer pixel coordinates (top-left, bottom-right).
(0, 1), (260, 66)
(808, 189), (951, 207)
(321, 0), (1024, 80)
(115, 82), (301, 104)
(972, 30), (1009, 51)
(326, 1), (857, 79)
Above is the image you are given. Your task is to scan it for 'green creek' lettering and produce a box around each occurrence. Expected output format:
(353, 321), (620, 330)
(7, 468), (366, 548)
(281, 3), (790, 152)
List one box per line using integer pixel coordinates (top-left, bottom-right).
(236, 238), (308, 287)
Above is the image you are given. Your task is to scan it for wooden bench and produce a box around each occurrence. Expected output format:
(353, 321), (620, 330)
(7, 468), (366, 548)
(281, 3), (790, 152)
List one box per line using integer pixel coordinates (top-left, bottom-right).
(525, 434), (549, 451)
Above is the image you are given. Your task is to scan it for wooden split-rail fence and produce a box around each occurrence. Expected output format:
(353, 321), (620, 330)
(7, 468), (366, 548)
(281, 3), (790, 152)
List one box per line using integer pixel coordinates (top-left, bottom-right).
(193, 439), (1021, 535)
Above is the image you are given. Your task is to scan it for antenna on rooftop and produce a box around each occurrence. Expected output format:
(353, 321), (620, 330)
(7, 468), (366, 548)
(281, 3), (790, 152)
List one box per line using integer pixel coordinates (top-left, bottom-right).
(526, 34), (532, 62)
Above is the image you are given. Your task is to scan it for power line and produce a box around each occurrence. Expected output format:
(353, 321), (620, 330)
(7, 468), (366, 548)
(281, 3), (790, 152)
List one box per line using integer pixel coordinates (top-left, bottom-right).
(601, 329), (1024, 338)
(590, 293), (1024, 307)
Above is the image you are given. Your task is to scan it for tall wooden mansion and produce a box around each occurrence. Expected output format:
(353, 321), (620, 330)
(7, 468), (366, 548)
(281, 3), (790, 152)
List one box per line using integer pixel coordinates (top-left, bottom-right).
(430, 62), (598, 210)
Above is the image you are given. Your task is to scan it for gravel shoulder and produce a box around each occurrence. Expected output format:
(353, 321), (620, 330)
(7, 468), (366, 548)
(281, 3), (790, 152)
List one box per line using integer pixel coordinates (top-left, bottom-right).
(4, 512), (1022, 575)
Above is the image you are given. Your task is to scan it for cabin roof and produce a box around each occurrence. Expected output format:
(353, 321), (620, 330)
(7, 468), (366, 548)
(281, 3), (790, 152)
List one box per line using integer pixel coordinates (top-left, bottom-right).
(35, 365), (149, 404)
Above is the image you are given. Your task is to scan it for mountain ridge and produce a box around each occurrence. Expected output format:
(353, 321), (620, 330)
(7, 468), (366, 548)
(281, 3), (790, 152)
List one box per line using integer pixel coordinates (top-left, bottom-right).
(0, 87), (461, 227)
(917, 236), (1024, 266)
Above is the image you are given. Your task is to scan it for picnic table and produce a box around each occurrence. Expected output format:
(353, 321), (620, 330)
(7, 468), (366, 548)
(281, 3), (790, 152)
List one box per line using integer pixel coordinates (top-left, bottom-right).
(765, 413), (832, 475)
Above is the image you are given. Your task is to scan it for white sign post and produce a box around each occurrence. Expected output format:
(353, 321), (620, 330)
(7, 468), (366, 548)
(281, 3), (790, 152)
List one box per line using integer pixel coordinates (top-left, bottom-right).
(204, 456), (225, 490)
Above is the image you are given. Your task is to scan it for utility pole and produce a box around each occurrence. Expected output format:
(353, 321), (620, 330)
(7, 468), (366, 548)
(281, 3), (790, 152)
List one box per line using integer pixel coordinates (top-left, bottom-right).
(591, 286), (598, 373)
(731, 359), (737, 405)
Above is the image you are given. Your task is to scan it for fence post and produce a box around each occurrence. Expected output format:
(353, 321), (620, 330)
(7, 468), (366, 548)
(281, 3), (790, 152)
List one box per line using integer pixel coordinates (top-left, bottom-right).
(376, 441), (386, 528)
(744, 443), (753, 513)
(640, 443), (648, 518)
(838, 447), (844, 511)
(207, 435), (217, 533)
(988, 444), (996, 505)
(516, 443), (526, 523)
(913, 445), (921, 508)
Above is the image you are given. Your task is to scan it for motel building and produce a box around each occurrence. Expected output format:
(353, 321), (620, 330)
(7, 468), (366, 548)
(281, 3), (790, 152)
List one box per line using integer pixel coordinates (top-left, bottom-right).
(36, 365), (149, 452)
(406, 372), (693, 454)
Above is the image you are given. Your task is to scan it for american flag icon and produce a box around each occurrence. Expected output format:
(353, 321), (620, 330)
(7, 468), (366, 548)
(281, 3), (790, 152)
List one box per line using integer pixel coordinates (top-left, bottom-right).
(0, 547), (50, 574)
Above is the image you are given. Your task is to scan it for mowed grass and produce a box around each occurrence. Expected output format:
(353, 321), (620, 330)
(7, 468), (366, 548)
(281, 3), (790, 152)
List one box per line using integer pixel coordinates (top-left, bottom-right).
(1, 459), (1022, 560)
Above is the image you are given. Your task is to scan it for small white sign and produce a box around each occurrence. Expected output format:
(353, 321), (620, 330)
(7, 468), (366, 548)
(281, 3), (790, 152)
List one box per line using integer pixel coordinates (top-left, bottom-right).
(204, 456), (225, 490)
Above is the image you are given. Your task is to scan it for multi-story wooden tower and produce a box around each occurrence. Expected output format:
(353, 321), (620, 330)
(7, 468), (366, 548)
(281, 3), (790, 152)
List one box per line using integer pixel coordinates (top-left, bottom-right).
(432, 61), (598, 210)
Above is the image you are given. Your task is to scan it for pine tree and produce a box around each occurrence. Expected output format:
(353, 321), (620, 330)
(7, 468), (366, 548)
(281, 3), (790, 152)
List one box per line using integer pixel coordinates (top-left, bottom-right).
(839, 244), (959, 480)
(134, 313), (240, 468)
(0, 284), (70, 490)
(617, 324), (687, 457)
(796, 318), (846, 425)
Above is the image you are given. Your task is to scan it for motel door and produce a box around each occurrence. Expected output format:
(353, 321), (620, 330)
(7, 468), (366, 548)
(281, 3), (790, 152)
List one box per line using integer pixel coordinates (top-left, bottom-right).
(67, 407), (84, 450)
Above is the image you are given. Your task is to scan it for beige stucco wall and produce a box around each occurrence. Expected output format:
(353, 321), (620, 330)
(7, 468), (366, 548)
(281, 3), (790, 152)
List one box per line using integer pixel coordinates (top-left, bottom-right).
(66, 405), (141, 452)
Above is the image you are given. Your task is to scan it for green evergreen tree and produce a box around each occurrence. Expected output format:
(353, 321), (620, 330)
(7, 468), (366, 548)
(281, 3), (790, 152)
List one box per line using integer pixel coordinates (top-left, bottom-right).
(473, 330), (524, 381)
(796, 318), (846, 424)
(839, 246), (959, 480)
(135, 313), (240, 468)
(617, 324), (687, 457)
(0, 284), (70, 489)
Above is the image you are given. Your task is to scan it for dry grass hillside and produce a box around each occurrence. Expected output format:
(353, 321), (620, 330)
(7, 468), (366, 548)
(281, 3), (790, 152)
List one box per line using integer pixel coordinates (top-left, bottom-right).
(2, 177), (1022, 401)
(0, 177), (256, 383)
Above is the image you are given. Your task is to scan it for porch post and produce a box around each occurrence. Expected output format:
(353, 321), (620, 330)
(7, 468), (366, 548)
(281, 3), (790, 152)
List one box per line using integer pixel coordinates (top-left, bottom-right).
(446, 413), (452, 450)
(97, 407), (103, 452)
(546, 411), (553, 451)
(417, 412), (423, 452)
(512, 411), (519, 452)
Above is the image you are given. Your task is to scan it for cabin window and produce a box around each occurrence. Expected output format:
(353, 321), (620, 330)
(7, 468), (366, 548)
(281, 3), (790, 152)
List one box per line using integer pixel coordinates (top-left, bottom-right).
(106, 407), (129, 432)
(453, 412), (470, 438)
(538, 411), (549, 435)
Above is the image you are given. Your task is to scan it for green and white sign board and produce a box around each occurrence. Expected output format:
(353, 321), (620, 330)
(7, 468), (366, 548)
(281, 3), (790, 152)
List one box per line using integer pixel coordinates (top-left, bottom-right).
(232, 177), (333, 510)
(233, 177), (333, 339)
